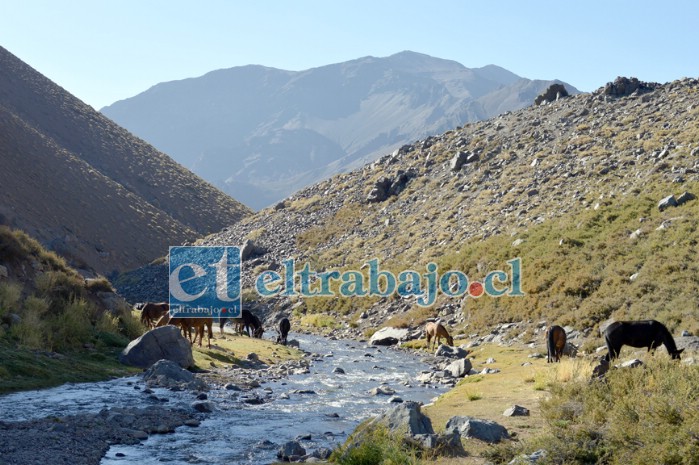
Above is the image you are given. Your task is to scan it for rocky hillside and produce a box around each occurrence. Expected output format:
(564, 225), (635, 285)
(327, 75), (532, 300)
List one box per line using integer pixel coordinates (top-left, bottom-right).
(101, 51), (577, 209)
(117, 77), (699, 339)
(0, 46), (251, 275)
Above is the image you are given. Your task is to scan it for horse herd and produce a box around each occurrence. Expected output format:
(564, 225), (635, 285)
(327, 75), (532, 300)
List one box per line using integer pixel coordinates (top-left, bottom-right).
(136, 302), (291, 348)
(137, 302), (685, 364)
(424, 318), (684, 363)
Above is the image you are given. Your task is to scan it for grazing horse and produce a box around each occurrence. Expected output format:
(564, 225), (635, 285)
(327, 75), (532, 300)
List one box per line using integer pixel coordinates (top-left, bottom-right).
(546, 325), (567, 363)
(219, 309), (263, 338)
(604, 320), (683, 361)
(277, 318), (291, 345)
(157, 314), (212, 348)
(425, 322), (454, 350)
(185, 317), (213, 348)
(140, 302), (169, 329)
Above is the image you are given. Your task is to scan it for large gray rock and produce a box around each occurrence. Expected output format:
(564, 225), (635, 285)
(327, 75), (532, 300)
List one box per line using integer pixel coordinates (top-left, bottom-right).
(445, 358), (473, 378)
(450, 151), (477, 171)
(534, 83), (569, 105)
(435, 345), (468, 358)
(143, 359), (207, 391)
(408, 431), (466, 457)
(446, 416), (509, 443)
(370, 327), (408, 346)
(119, 326), (194, 369)
(372, 401), (434, 435)
(277, 440), (306, 461)
(658, 195), (678, 211)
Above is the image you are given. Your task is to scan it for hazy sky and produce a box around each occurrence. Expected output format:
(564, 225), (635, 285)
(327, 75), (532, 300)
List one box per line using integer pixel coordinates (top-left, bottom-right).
(2, 0), (697, 109)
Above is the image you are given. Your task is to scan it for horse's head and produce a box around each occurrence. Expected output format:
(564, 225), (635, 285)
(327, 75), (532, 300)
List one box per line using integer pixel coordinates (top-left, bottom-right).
(447, 335), (454, 346)
(671, 348), (684, 360)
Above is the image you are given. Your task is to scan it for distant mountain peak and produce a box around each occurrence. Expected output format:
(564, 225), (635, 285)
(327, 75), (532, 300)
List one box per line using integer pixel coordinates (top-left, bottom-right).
(101, 52), (578, 210)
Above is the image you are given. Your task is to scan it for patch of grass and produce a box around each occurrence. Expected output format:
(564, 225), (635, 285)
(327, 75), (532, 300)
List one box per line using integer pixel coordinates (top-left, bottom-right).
(300, 313), (339, 330)
(331, 425), (422, 465)
(0, 340), (138, 394)
(530, 357), (699, 465)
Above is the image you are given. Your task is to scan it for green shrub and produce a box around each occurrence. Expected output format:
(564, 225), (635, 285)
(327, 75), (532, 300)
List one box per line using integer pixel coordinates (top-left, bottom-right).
(331, 426), (420, 465)
(0, 281), (22, 318)
(12, 296), (50, 349)
(50, 298), (94, 351)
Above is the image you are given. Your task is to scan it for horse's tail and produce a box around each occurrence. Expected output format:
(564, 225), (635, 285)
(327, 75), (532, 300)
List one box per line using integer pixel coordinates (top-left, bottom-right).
(546, 327), (554, 363)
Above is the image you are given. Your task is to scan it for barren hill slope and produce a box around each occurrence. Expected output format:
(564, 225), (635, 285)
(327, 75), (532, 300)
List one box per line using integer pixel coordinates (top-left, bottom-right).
(118, 77), (699, 338)
(0, 46), (251, 274)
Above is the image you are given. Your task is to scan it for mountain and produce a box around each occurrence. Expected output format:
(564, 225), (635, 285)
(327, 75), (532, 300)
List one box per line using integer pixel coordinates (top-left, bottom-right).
(0, 46), (251, 275)
(116, 76), (699, 339)
(101, 51), (578, 210)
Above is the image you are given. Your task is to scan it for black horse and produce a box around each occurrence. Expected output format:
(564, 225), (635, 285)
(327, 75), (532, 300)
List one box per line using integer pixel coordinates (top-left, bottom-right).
(277, 318), (291, 345)
(603, 320), (683, 361)
(546, 325), (567, 363)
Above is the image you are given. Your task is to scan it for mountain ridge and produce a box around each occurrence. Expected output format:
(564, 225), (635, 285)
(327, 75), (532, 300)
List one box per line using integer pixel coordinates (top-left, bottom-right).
(0, 46), (251, 275)
(101, 51), (579, 209)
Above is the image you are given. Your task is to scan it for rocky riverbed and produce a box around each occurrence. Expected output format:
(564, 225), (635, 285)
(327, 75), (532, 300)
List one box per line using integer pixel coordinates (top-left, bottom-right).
(0, 333), (451, 465)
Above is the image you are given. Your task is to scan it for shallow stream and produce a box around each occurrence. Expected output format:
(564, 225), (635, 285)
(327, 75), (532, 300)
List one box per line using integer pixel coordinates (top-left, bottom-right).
(0, 334), (445, 464)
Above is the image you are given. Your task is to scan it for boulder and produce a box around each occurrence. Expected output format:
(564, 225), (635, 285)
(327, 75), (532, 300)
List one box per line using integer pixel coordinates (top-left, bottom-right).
(435, 345), (468, 358)
(445, 358), (473, 378)
(0, 264), (8, 279)
(366, 177), (392, 203)
(658, 195), (678, 211)
(503, 405), (530, 417)
(372, 401), (434, 436)
(119, 326), (194, 369)
(368, 386), (396, 396)
(677, 191), (696, 206)
(277, 441), (306, 461)
(241, 239), (263, 261)
(602, 77), (658, 97)
(408, 431), (466, 457)
(370, 327), (408, 346)
(450, 151), (477, 171)
(446, 416), (509, 443)
(143, 359), (207, 390)
(534, 83), (569, 105)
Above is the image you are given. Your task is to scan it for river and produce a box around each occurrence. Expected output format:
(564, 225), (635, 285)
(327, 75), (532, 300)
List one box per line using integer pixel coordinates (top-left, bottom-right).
(0, 333), (446, 464)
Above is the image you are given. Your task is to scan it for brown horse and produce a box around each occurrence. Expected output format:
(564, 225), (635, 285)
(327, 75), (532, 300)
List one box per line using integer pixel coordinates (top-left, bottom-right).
(157, 314), (212, 348)
(546, 325), (567, 363)
(140, 302), (169, 329)
(425, 322), (454, 350)
(185, 318), (213, 348)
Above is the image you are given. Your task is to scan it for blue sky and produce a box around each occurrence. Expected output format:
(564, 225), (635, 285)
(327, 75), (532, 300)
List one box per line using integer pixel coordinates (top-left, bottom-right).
(1, 0), (697, 109)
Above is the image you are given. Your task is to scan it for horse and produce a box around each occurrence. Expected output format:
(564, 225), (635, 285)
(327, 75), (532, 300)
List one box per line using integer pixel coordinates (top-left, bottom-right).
(220, 309), (263, 338)
(185, 317), (213, 348)
(139, 302), (169, 329)
(425, 322), (454, 350)
(604, 320), (683, 361)
(156, 314), (212, 348)
(546, 325), (567, 363)
(277, 318), (290, 345)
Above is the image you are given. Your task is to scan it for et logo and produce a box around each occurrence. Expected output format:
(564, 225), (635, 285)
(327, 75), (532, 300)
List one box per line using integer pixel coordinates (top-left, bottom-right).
(168, 246), (241, 318)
